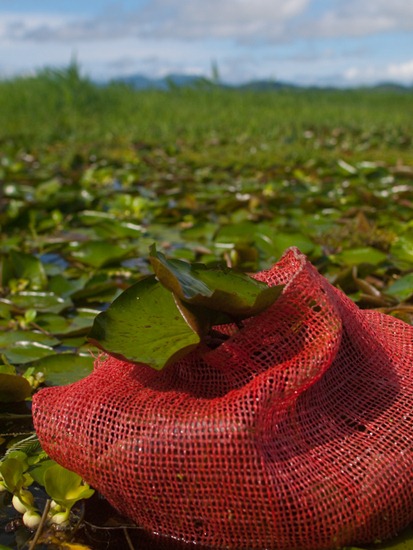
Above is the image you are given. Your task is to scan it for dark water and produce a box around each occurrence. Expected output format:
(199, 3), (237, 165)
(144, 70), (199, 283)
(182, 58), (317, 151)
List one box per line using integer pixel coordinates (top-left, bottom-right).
(0, 490), (207, 550)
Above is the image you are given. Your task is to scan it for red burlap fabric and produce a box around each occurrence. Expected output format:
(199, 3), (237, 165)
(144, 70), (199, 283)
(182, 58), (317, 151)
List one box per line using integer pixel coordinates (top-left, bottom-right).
(32, 248), (413, 549)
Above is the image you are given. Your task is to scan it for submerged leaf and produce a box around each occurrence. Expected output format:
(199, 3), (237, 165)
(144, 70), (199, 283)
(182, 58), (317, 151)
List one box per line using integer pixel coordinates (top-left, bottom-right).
(0, 373), (32, 402)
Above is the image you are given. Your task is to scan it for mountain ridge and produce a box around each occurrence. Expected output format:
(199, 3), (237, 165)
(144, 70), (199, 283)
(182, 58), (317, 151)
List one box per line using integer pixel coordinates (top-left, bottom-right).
(111, 72), (413, 91)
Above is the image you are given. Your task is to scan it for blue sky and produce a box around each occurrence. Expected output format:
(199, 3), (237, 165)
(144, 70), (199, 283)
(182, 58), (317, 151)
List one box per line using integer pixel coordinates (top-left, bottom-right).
(1, 0), (412, 86)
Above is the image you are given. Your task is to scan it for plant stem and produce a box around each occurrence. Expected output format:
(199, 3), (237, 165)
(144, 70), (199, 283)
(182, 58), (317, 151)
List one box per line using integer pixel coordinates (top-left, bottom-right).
(123, 527), (135, 550)
(27, 498), (51, 550)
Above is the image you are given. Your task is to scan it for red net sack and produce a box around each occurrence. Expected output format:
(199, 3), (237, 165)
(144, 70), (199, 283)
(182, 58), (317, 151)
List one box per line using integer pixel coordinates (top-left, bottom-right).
(32, 248), (413, 549)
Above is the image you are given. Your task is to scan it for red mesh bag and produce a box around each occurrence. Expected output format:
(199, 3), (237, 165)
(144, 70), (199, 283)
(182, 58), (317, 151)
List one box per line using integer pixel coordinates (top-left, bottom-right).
(32, 248), (413, 549)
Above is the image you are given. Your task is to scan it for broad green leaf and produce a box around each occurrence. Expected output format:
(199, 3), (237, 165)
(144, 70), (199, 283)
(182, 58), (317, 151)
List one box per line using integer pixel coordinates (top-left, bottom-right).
(0, 330), (59, 348)
(0, 301), (12, 320)
(0, 373), (32, 402)
(331, 247), (387, 266)
(1, 341), (55, 365)
(0, 457), (27, 491)
(28, 353), (94, 386)
(9, 250), (47, 290)
(10, 291), (72, 313)
(68, 241), (135, 268)
(214, 224), (314, 259)
(149, 246), (283, 319)
(386, 273), (413, 301)
(258, 232), (315, 258)
(0, 255), (13, 288)
(43, 463), (94, 506)
(34, 310), (98, 337)
(49, 274), (87, 298)
(29, 460), (57, 486)
(391, 234), (413, 269)
(214, 221), (258, 246)
(88, 275), (200, 370)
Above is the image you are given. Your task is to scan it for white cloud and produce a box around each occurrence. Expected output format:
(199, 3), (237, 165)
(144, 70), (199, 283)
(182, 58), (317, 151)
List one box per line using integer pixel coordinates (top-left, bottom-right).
(388, 59), (413, 80)
(0, 13), (73, 42)
(344, 58), (413, 84)
(307, 0), (413, 39)
(0, 0), (412, 47)
(140, 0), (310, 41)
(0, 1), (311, 44)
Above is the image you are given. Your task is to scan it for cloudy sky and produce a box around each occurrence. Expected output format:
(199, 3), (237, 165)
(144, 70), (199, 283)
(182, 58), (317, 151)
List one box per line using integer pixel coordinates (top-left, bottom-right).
(1, 0), (412, 86)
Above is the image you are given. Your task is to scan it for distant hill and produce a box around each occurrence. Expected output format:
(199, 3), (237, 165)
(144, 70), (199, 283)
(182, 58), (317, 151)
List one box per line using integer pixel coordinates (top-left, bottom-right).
(112, 73), (412, 92)
(113, 73), (211, 90)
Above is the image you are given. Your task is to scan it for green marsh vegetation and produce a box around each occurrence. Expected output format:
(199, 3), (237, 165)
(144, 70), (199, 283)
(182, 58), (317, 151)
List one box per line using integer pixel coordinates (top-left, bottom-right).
(0, 64), (413, 548)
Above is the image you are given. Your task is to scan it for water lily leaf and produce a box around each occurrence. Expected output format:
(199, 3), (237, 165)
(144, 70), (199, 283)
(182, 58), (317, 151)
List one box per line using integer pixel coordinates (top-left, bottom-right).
(258, 232), (315, 258)
(214, 224), (314, 259)
(331, 247), (387, 266)
(149, 246), (283, 319)
(10, 291), (72, 313)
(2, 341), (55, 365)
(214, 221), (257, 246)
(0, 373), (32, 402)
(0, 301), (12, 320)
(88, 275), (200, 370)
(391, 234), (413, 269)
(33, 309), (97, 338)
(0, 330), (59, 348)
(28, 353), (94, 386)
(49, 274), (87, 298)
(9, 250), (47, 290)
(386, 273), (413, 301)
(78, 211), (142, 238)
(68, 241), (135, 268)
(0, 254), (13, 287)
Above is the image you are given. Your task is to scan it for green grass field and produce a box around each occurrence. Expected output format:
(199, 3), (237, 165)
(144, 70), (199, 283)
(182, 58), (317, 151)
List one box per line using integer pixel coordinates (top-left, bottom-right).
(1, 64), (412, 163)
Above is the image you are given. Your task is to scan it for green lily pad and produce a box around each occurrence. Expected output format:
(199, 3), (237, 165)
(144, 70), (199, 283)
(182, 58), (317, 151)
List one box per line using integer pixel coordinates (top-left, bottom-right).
(28, 353), (95, 386)
(68, 241), (135, 268)
(0, 301), (12, 320)
(149, 246), (283, 319)
(331, 247), (387, 266)
(88, 275), (201, 370)
(2, 341), (55, 365)
(0, 330), (59, 348)
(8, 250), (48, 290)
(10, 291), (72, 313)
(386, 273), (413, 301)
(391, 234), (413, 269)
(48, 274), (88, 298)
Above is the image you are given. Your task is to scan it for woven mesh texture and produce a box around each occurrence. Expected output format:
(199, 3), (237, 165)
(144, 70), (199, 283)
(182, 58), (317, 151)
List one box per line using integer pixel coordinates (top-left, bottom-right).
(32, 248), (413, 549)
